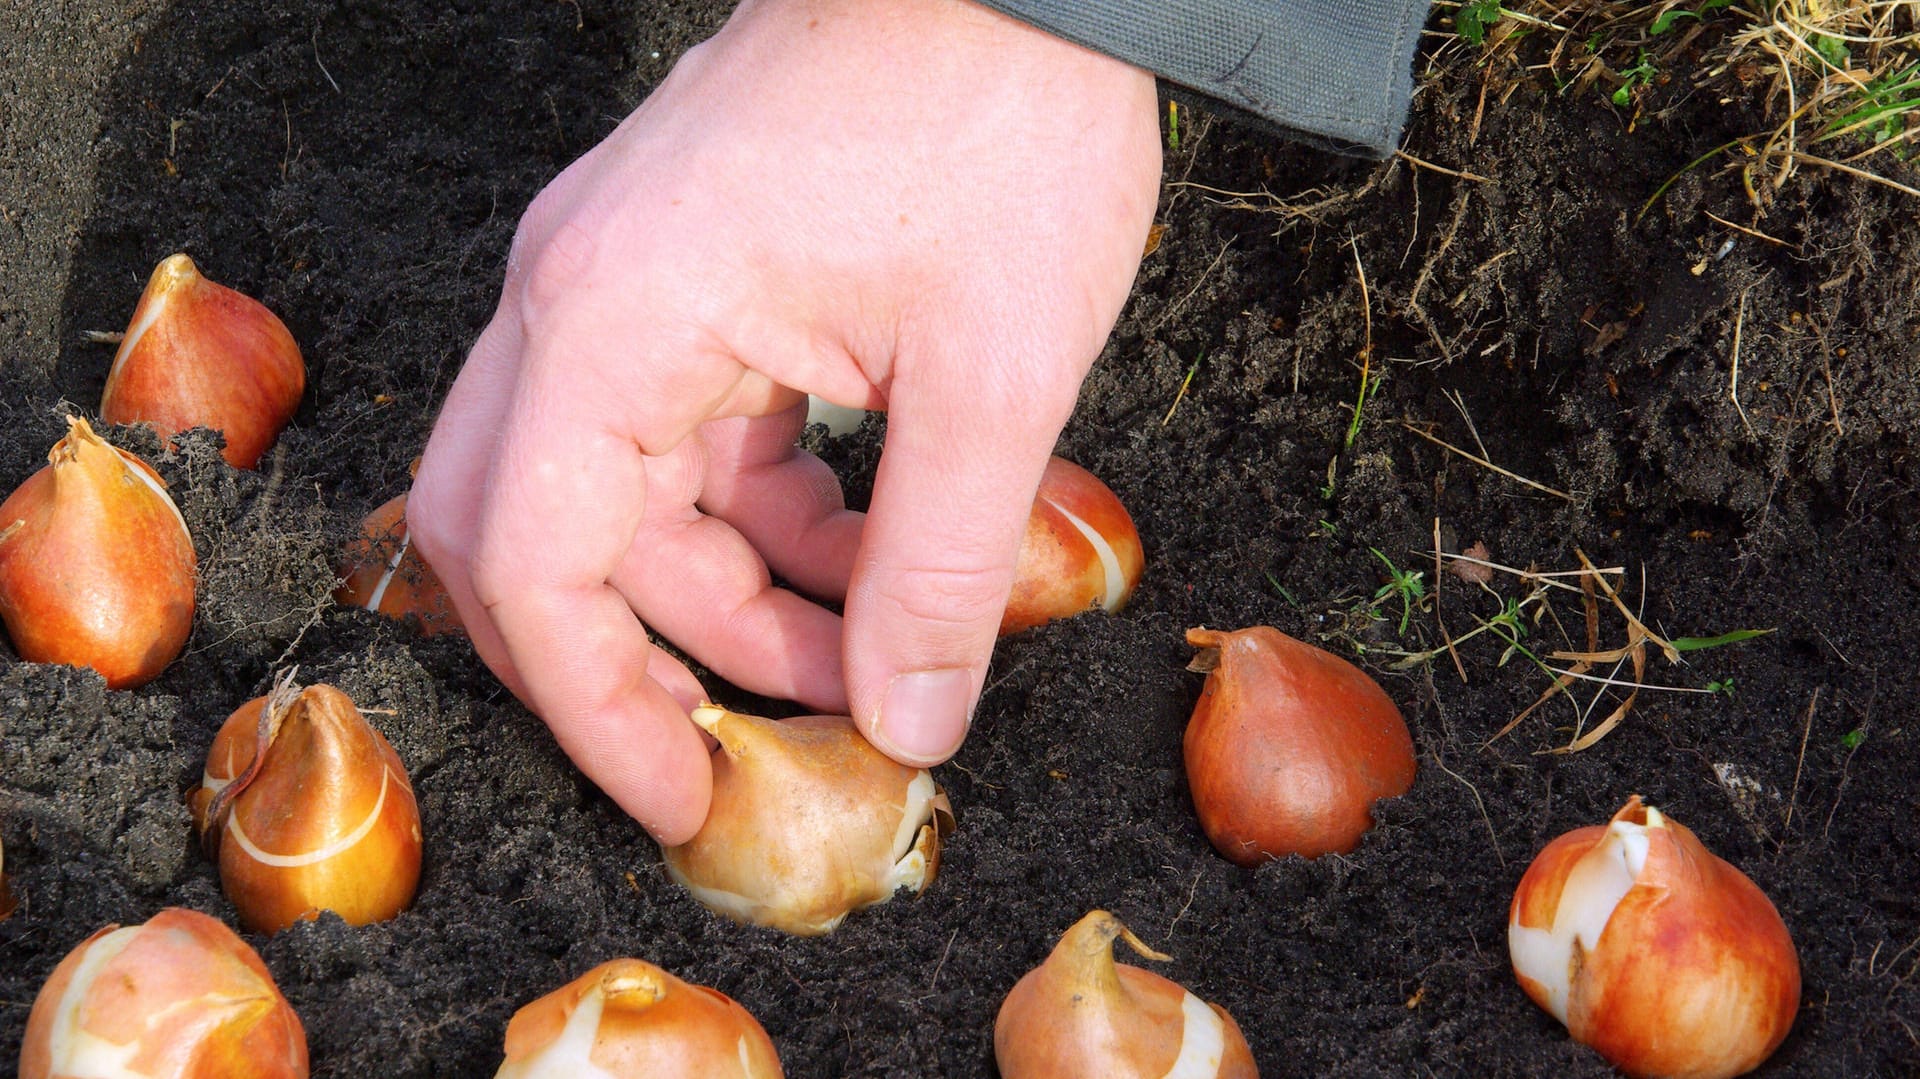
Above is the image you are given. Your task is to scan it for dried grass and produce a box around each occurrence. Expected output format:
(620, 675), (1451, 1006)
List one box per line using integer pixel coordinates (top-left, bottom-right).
(1436, 1), (1920, 201)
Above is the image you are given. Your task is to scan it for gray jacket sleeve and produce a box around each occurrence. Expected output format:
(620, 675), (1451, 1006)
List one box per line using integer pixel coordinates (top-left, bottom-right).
(972, 0), (1433, 157)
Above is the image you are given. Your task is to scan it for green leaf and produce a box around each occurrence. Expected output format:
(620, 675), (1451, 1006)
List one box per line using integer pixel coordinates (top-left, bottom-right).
(1841, 728), (1867, 749)
(1456, 0), (1505, 46)
(1669, 628), (1775, 651)
(1814, 33), (1851, 69)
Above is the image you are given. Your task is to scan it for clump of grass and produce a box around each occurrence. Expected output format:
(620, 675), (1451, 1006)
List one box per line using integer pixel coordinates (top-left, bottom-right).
(1437, 1), (1920, 202)
(1348, 544), (1771, 752)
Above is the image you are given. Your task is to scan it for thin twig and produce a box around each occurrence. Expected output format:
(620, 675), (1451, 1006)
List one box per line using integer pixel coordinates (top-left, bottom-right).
(1704, 210), (1794, 249)
(1345, 232), (1375, 449)
(1783, 688), (1820, 837)
(1730, 289), (1758, 441)
(1576, 551), (1679, 662)
(1394, 150), (1492, 183)
(1400, 421), (1574, 501)
(1146, 238), (1236, 334)
(928, 926), (960, 992)
(1433, 517), (1468, 683)
(1780, 150), (1920, 200)
(1164, 868), (1206, 940)
(1431, 750), (1504, 868)
(1163, 353), (1204, 427)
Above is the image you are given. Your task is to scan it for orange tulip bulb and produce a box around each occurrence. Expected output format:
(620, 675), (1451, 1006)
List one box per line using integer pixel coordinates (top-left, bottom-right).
(995, 910), (1258, 1078)
(1509, 796), (1800, 1078)
(334, 492), (462, 635)
(102, 253), (305, 468)
(0, 415), (195, 688)
(496, 958), (782, 1078)
(190, 678), (423, 934)
(20, 907), (308, 1079)
(1183, 626), (1415, 864)
(1000, 456), (1144, 634)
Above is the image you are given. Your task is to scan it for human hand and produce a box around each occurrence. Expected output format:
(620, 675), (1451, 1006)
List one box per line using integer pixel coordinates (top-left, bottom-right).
(408, 0), (1160, 843)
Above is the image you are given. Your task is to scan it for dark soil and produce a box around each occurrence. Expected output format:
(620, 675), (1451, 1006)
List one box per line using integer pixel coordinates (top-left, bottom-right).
(4, 2), (1919, 1076)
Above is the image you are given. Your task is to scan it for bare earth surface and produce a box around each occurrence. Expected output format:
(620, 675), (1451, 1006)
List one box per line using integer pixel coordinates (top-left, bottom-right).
(3, 2), (1918, 1075)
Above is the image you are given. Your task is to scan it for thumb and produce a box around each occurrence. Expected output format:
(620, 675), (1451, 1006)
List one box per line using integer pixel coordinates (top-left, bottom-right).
(844, 351), (1082, 766)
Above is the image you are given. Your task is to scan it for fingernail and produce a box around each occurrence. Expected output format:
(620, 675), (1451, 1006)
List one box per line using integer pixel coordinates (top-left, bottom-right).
(875, 668), (974, 764)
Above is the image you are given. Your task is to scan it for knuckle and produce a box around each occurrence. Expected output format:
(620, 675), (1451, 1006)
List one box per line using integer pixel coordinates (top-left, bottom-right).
(465, 539), (521, 614)
(870, 562), (1011, 632)
(517, 217), (600, 317)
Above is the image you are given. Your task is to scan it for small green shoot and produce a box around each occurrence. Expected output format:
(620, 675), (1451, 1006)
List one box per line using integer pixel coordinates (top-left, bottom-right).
(1813, 33), (1851, 71)
(1456, 0), (1505, 46)
(1368, 548), (1427, 636)
(1162, 352), (1204, 426)
(1820, 63), (1920, 151)
(1343, 369), (1378, 451)
(1483, 595), (1534, 667)
(1671, 628), (1774, 651)
(1167, 100), (1181, 153)
(1264, 571), (1301, 610)
(1649, 0), (1732, 36)
(1613, 50), (1659, 107)
(1704, 677), (1736, 697)
(1841, 728), (1868, 750)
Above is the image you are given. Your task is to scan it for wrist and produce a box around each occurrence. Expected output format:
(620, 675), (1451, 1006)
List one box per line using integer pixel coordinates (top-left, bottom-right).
(725, 0), (1157, 109)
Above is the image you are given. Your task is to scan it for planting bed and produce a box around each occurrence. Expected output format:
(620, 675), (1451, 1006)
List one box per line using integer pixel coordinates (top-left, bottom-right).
(3, 1), (1918, 1074)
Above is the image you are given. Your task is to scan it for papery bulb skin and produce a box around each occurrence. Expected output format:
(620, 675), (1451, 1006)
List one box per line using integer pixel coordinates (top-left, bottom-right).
(496, 958), (782, 1078)
(1000, 456), (1145, 634)
(995, 910), (1258, 1079)
(334, 493), (463, 635)
(1508, 796), (1801, 1079)
(661, 704), (952, 936)
(0, 416), (196, 688)
(1183, 626), (1415, 864)
(102, 253), (305, 469)
(189, 680), (423, 934)
(19, 907), (308, 1079)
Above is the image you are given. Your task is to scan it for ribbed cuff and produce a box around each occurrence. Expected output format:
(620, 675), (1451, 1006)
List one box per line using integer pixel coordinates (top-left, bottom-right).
(973, 0), (1433, 157)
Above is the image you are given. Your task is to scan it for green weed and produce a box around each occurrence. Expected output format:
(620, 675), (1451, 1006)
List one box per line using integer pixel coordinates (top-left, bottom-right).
(1457, 0), (1507, 45)
(1368, 548), (1428, 636)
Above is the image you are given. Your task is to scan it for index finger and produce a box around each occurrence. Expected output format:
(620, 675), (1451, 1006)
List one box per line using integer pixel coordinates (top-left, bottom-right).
(469, 244), (747, 843)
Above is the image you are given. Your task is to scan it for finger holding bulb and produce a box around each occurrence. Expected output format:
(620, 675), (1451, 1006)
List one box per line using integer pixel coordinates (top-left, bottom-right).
(1509, 796), (1800, 1079)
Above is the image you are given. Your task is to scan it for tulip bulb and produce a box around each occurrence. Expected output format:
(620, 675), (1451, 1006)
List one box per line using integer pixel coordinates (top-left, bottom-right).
(0, 415), (196, 688)
(190, 677), (423, 934)
(661, 704), (952, 936)
(1509, 796), (1800, 1079)
(995, 910), (1258, 1079)
(1001, 456), (1144, 635)
(102, 253), (305, 468)
(334, 492), (462, 635)
(1183, 626), (1415, 864)
(20, 907), (308, 1079)
(496, 958), (782, 1078)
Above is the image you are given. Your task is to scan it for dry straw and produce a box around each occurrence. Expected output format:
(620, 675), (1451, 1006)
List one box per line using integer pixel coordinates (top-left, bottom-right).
(1439, 0), (1920, 201)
